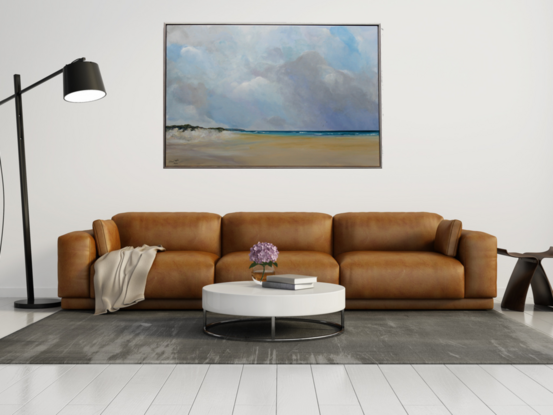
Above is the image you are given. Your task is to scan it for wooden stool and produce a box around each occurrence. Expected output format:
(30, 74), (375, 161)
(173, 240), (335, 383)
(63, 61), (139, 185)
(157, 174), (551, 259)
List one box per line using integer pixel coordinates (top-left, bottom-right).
(498, 247), (553, 311)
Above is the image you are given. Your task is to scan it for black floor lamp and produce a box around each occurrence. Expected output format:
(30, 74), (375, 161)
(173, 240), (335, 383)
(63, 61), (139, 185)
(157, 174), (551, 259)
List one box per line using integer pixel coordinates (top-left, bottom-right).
(0, 58), (106, 309)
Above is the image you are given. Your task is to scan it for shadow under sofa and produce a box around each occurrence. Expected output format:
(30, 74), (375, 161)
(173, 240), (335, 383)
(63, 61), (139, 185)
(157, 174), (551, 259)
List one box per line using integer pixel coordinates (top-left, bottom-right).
(58, 212), (497, 310)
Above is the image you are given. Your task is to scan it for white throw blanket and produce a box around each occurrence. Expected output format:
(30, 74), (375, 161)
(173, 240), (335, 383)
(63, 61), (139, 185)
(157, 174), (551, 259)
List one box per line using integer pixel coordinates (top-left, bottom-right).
(94, 245), (165, 315)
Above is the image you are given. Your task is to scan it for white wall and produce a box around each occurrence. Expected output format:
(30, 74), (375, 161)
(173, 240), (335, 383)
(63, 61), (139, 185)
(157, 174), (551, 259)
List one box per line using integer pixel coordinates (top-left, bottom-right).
(0, 0), (552, 297)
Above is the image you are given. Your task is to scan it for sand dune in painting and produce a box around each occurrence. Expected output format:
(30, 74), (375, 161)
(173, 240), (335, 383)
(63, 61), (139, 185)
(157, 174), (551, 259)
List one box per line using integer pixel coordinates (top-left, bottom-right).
(166, 131), (380, 167)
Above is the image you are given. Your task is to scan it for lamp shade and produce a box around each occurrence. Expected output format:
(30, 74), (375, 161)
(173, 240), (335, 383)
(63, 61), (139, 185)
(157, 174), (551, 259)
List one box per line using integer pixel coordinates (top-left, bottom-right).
(63, 61), (106, 103)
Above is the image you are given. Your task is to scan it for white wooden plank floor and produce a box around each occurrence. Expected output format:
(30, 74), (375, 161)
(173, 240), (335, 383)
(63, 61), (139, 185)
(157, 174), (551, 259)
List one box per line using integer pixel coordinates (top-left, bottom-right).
(0, 297), (552, 414)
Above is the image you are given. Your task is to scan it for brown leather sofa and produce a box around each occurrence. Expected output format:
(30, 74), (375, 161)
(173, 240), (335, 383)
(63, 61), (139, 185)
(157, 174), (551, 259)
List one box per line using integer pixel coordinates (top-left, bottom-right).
(58, 212), (497, 310)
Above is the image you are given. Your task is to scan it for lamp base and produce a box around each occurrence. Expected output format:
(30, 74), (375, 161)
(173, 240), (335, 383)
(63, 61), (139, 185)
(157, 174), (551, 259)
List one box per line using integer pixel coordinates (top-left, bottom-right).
(14, 298), (61, 309)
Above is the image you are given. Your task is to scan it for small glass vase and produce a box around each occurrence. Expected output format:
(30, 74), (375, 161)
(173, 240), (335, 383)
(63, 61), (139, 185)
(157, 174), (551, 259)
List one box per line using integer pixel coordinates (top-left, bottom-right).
(251, 265), (275, 284)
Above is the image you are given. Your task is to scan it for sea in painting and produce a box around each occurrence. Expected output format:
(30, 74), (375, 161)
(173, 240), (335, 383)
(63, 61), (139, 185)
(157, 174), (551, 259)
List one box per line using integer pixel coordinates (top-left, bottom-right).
(165, 25), (380, 167)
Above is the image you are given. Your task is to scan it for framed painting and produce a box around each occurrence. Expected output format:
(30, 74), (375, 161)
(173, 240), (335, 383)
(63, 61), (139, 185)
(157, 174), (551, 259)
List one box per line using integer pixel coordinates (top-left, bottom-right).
(164, 24), (381, 168)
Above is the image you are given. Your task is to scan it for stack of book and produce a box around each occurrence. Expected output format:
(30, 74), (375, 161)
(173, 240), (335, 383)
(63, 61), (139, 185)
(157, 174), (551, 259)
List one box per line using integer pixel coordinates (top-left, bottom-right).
(261, 274), (317, 290)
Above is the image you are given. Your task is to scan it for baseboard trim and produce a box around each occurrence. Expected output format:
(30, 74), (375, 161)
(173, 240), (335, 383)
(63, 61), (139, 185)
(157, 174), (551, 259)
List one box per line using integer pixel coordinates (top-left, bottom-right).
(0, 287), (59, 298)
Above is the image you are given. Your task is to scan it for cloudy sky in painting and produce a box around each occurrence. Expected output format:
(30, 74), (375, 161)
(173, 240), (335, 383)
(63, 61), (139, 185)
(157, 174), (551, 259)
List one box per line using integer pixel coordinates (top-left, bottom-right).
(166, 25), (379, 131)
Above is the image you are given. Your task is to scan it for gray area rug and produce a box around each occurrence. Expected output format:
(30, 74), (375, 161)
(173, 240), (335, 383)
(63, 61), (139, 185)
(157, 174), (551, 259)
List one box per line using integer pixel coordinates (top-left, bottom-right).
(0, 310), (552, 364)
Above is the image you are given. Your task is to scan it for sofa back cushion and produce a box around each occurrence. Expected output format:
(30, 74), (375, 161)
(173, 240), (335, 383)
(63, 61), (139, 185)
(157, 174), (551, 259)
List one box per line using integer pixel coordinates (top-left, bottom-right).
(92, 219), (121, 256)
(434, 219), (463, 257)
(222, 212), (333, 255)
(112, 212), (221, 256)
(333, 212), (443, 256)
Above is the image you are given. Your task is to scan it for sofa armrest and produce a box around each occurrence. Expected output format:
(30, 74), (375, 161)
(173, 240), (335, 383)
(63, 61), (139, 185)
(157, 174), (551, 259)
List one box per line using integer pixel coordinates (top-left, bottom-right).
(92, 219), (121, 256)
(457, 230), (497, 298)
(58, 230), (97, 298)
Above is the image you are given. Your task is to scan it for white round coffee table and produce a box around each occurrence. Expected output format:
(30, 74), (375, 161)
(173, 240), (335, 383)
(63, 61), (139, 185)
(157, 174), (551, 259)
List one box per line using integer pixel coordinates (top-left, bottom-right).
(202, 281), (346, 342)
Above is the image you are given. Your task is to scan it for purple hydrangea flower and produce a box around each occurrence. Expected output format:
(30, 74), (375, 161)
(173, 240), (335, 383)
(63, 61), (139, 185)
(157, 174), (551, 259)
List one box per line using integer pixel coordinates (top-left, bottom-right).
(249, 242), (279, 264)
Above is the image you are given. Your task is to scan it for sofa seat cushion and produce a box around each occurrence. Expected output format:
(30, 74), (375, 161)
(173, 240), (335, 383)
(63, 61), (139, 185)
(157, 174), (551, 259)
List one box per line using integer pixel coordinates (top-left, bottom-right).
(215, 251), (339, 284)
(91, 251), (218, 299)
(336, 251), (464, 299)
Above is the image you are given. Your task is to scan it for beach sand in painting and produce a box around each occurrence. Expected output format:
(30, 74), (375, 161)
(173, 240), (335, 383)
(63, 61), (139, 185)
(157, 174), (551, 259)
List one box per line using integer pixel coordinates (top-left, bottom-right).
(166, 132), (380, 167)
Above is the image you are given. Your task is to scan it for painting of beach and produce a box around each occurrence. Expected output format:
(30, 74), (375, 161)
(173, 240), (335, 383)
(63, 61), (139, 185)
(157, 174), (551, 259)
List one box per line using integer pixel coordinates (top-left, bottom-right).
(165, 24), (381, 167)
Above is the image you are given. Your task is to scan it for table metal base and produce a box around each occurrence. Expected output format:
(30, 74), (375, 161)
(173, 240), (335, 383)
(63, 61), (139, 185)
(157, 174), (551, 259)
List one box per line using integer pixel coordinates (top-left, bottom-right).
(203, 310), (345, 342)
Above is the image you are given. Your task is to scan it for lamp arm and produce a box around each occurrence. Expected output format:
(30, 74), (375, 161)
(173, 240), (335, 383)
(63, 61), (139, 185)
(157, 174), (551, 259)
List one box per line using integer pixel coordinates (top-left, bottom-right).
(0, 68), (63, 107)
(0, 58), (86, 107)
